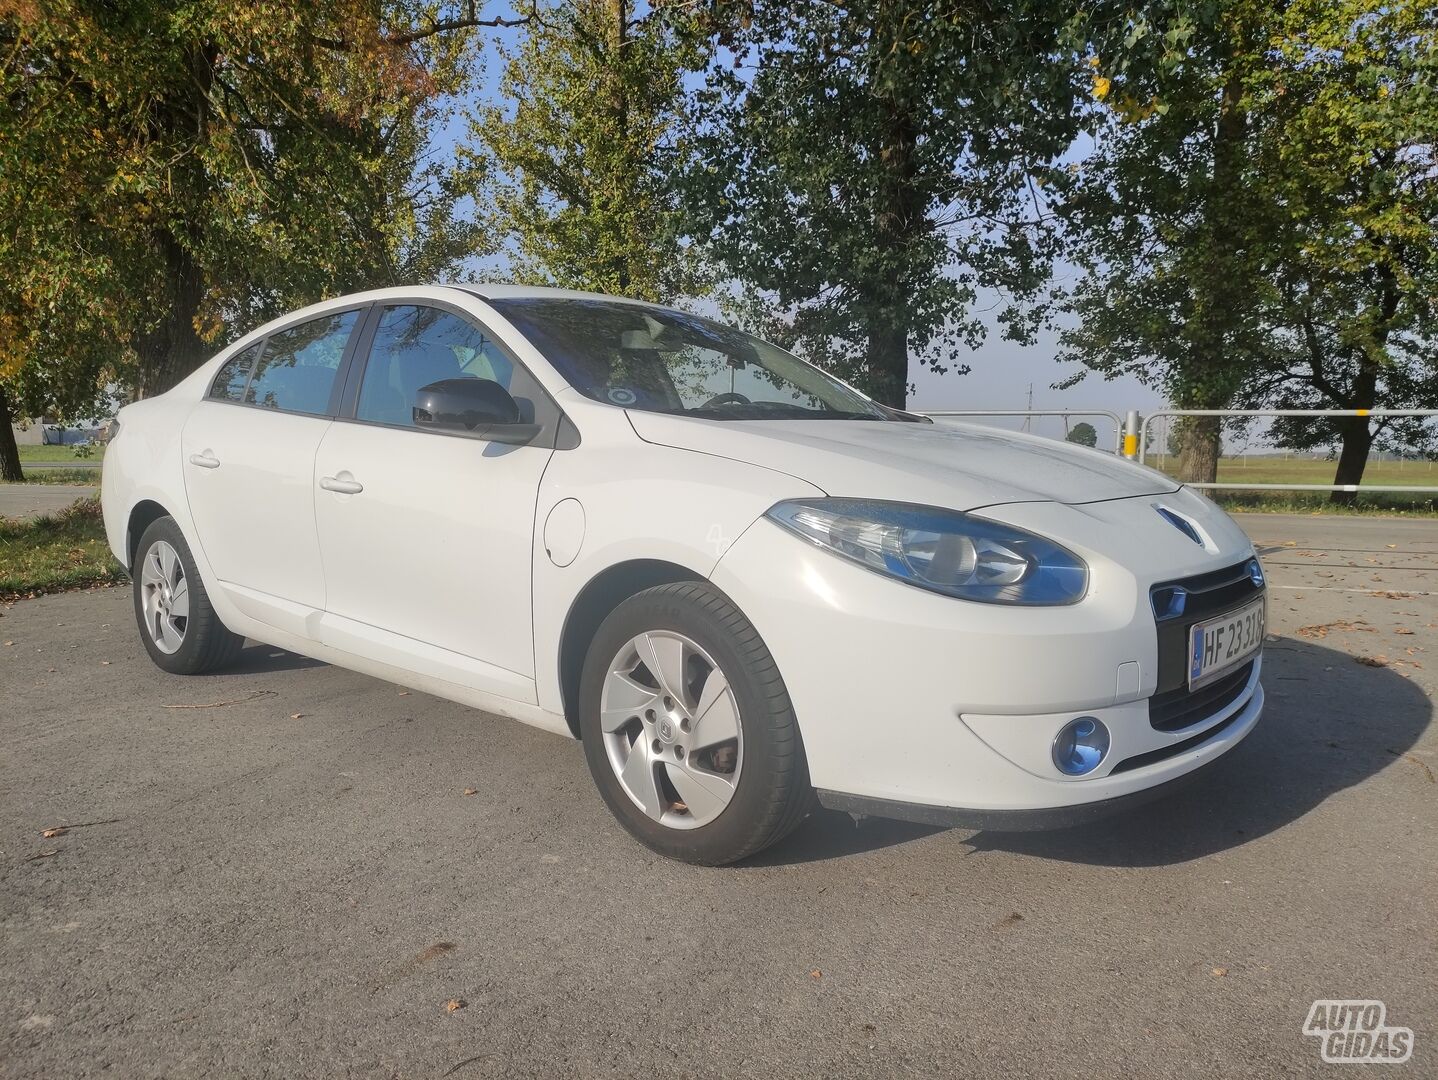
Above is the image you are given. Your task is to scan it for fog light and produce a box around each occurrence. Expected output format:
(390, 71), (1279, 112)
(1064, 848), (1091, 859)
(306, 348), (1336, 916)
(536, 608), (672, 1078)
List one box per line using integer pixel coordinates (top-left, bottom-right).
(1052, 716), (1110, 776)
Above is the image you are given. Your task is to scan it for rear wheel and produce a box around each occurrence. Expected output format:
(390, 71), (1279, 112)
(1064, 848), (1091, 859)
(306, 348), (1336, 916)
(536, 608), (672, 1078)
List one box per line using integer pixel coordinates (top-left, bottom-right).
(579, 582), (813, 865)
(132, 517), (244, 674)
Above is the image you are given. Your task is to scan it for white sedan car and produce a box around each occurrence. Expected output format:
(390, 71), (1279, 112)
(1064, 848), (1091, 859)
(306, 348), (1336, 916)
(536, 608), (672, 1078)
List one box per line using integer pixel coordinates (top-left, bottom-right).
(103, 285), (1266, 864)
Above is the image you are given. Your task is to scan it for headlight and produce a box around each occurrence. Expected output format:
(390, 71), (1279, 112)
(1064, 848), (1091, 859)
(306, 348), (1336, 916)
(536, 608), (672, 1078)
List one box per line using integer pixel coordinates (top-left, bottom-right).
(765, 498), (1088, 605)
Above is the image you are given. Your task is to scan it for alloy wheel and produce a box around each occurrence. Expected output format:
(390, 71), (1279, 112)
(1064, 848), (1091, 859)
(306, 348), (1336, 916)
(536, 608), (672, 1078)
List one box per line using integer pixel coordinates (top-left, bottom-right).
(139, 540), (189, 654)
(599, 630), (743, 829)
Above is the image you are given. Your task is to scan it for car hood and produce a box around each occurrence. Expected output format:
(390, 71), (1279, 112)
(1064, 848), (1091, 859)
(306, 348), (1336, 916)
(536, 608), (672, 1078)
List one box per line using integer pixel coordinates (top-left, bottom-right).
(626, 413), (1179, 510)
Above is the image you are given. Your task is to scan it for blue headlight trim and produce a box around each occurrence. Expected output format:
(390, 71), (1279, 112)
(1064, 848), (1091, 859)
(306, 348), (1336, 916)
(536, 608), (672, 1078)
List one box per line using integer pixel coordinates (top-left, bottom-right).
(764, 498), (1089, 606)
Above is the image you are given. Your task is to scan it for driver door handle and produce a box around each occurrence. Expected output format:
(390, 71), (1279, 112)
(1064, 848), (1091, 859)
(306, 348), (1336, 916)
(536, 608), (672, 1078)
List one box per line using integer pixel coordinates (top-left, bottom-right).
(320, 475), (364, 495)
(188, 451), (220, 469)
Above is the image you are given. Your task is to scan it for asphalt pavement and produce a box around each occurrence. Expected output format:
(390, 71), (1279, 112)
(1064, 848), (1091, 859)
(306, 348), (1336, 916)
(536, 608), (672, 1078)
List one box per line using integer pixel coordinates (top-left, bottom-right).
(0, 485), (99, 520)
(1, 513), (1434, 1078)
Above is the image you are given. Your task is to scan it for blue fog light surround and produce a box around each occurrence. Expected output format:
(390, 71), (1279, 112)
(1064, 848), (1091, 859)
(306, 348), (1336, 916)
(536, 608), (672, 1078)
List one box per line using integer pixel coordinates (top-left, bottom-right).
(1052, 716), (1111, 776)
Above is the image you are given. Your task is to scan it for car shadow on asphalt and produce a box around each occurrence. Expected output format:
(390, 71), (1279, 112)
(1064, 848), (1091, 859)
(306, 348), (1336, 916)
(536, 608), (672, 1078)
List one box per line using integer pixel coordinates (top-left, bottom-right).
(748, 637), (1432, 868)
(223, 643), (328, 675)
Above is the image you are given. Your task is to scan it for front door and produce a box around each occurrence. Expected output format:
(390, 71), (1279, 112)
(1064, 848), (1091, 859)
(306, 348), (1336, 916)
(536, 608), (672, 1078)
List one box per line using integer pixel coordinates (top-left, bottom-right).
(312, 302), (555, 703)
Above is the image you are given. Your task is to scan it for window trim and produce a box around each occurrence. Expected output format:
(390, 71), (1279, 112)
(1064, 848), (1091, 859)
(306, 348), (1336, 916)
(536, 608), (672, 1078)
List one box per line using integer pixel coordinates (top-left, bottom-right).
(201, 305), (369, 419)
(335, 297), (569, 449)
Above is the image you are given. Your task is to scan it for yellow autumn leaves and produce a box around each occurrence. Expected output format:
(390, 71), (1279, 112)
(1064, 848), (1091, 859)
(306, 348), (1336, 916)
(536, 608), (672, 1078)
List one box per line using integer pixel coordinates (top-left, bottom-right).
(1090, 61), (1160, 123)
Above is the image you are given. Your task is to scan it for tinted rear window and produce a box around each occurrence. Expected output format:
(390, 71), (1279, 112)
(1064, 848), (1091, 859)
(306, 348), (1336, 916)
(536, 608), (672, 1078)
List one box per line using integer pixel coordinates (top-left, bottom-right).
(244, 310), (360, 415)
(209, 343), (261, 402)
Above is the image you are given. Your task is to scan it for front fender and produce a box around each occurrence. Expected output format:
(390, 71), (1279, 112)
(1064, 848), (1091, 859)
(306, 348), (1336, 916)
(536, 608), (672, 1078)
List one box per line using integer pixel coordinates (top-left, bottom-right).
(531, 438), (823, 719)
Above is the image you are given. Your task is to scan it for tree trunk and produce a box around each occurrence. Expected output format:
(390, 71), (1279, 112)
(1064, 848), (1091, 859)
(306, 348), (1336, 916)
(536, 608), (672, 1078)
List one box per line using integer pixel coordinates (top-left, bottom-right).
(865, 87), (922, 408)
(1329, 416), (1373, 505)
(136, 229), (209, 397)
(1176, 414), (1222, 485)
(1175, 37), (1253, 485)
(1329, 356), (1379, 506)
(0, 385), (23, 483)
(865, 319), (910, 409)
(136, 43), (218, 397)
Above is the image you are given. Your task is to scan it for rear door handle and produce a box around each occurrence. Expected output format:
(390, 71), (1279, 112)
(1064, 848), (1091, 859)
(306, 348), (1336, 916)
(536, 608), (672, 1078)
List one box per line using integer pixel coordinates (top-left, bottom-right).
(188, 451), (220, 469)
(319, 475), (363, 495)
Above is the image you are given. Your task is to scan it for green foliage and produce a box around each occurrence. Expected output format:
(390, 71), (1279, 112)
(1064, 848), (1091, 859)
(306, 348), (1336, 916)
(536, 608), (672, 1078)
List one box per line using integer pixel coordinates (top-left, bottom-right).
(680, 0), (1185, 406)
(0, 0), (495, 404)
(463, 0), (707, 302)
(1065, 421), (1098, 447)
(1059, 0), (1438, 486)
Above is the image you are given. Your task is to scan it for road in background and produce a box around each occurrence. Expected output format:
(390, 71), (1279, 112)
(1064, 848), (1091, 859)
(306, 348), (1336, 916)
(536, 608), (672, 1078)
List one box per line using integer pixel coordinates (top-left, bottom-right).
(1, 514), (1433, 1078)
(0, 485), (100, 520)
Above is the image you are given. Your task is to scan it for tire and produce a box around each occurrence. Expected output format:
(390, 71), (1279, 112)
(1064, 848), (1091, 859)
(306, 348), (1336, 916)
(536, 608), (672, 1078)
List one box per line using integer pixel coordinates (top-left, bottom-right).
(131, 516), (244, 675)
(579, 581), (814, 865)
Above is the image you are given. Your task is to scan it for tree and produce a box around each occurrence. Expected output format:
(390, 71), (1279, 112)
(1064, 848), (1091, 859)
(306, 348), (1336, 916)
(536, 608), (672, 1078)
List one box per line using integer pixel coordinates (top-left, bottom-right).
(0, 0), (510, 425)
(1059, 0), (1438, 495)
(1065, 421), (1098, 448)
(462, 0), (706, 302)
(1232, 0), (1438, 501)
(1057, 2), (1273, 483)
(680, 1), (1165, 408)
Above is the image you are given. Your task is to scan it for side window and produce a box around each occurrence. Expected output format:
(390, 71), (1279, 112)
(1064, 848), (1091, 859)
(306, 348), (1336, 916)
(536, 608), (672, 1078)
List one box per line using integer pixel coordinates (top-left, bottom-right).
(244, 310), (359, 415)
(209, 343), (261, 402)
(356, 305), (523, 428)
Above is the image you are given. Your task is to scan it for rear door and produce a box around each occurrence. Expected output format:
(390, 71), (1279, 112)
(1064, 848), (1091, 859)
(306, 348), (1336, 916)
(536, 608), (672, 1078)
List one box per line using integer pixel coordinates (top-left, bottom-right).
(181, 307), (363, 633)
(312, 301), (557, 701)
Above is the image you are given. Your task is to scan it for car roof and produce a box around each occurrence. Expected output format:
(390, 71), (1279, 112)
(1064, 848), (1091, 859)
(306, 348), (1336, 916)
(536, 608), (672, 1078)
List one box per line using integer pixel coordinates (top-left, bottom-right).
(443, 283), (666, 309)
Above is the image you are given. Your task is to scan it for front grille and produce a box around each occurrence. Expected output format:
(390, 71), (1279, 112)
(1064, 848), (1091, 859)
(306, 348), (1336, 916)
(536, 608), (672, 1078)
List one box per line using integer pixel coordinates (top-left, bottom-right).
(1148, 660), (1254, 732)
(1150, 559), (1264, 695)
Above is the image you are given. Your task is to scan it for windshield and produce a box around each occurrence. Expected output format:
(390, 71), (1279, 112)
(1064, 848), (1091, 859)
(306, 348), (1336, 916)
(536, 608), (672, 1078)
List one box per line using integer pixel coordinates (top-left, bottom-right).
(487, 297), (888, 421)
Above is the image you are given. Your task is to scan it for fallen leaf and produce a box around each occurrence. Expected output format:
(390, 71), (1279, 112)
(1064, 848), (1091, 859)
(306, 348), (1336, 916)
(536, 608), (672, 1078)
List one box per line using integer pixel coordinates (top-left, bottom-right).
(398, 691), (410, 697)
(41, 827), (67, 839)
(416, 942), (457, 964)
(810, 970), (823, 979)
(445, 999), (465, 1013)
(290, 713), (305, 720)
(1356, 656), (1388, 667)
(100, 661), (110, 666)
(1211, 967), (1228, 977)
(3, 640), (12, 646)
(24, 850), (59, 862)
(462, 788), (478, 796)
(1395, 628), (1414, 635)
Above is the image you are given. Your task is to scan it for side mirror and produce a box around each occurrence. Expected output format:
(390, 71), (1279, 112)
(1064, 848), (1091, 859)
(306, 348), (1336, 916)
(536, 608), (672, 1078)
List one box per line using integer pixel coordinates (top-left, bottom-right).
(412, 378), (540, 445)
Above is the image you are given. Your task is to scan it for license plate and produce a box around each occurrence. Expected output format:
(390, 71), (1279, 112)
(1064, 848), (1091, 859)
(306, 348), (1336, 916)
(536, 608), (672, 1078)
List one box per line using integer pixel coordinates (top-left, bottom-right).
(1189, 597), (1266, 689)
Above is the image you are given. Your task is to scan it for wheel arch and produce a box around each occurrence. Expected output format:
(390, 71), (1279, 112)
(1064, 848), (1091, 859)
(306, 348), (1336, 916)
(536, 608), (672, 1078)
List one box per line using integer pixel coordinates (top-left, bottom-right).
(126, 499), (173, 571)
(557, 559), (706, 738)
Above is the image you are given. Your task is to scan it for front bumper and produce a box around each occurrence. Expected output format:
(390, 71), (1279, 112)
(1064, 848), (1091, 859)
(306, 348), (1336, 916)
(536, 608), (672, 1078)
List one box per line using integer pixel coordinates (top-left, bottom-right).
(709, 491), (1264, 817)
(815, 721), (1250, 830)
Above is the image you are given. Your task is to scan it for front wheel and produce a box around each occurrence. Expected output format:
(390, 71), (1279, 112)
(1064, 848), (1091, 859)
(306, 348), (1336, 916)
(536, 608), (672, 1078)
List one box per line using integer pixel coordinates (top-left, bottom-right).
(132, 516), (244, 675)
(579, 582), (814, 865)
